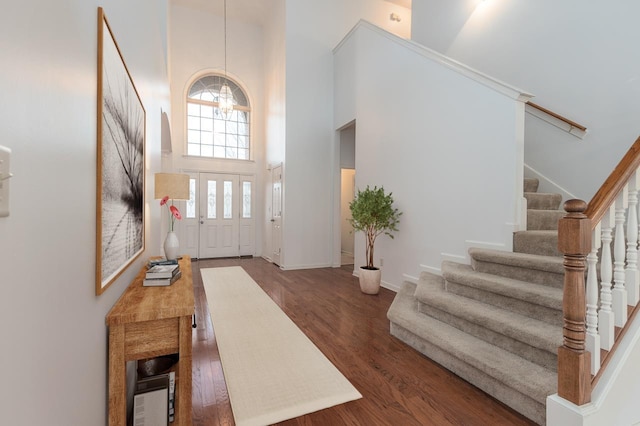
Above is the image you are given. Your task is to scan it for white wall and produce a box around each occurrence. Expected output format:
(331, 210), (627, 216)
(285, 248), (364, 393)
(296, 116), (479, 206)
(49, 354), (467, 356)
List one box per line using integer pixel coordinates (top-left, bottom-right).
(412, 0), (640, 201)
(263, 0), (286, 259)
(282, 0), (411, 269)
(169, 3), (266, 256)
(264, 0), (287, 167)
(340, 168), (356, 256)
(334, 22), (528, 287)
(0, 1), (170, 424)
(340, 124), (356, 169)
(340, 125), (356, 258)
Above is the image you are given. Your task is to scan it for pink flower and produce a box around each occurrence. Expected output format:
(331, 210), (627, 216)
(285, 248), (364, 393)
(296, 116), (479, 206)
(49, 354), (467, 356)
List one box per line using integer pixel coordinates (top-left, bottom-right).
(160, 195), (182, 231)
(170, 205), (182, 220)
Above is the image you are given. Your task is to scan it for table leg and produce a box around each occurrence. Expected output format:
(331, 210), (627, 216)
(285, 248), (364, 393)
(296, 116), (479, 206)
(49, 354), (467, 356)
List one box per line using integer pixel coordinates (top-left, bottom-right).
(177, 315), (193, 425)
(108, 324), (126, 426)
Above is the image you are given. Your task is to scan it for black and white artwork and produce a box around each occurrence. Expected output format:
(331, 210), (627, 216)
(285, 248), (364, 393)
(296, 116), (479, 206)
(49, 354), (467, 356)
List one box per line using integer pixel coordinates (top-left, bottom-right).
(96, 7), (145, 294)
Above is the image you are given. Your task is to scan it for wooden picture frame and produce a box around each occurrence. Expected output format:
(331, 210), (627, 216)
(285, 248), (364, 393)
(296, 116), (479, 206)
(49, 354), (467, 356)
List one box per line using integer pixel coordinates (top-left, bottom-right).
(96, 7), (145, 295)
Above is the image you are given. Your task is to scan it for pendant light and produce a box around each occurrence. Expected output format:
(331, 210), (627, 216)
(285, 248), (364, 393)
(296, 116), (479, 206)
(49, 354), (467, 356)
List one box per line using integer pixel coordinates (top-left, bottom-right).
(219, 0), (234, 119)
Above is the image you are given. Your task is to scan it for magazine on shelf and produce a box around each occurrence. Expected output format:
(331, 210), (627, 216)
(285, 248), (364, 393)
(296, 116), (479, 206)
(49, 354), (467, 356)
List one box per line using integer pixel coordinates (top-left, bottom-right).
(168, 371), (175, 423)
(143, 270), (182, 287)
(146, 263), (180, 279)
(134, 374), (169, 426)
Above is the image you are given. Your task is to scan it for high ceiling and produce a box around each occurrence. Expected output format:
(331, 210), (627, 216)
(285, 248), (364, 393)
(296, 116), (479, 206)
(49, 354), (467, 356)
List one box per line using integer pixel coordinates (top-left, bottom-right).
(388, 0), (411, 9)
(170, 0), (411, 26)
(170, 0), (275, 26)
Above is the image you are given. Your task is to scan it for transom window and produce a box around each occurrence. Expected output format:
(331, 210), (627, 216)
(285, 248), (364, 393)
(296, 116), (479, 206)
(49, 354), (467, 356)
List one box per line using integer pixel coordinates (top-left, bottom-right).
(186, 75), (250, 160)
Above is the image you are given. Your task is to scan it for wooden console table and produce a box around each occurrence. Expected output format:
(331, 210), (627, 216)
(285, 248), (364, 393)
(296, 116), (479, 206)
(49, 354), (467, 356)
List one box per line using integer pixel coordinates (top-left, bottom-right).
(106, 256), (194, 425)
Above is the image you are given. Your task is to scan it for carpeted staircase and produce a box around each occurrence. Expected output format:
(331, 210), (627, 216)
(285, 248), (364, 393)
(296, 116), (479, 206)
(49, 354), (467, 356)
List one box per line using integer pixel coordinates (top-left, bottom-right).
(387, 178), (566, 425)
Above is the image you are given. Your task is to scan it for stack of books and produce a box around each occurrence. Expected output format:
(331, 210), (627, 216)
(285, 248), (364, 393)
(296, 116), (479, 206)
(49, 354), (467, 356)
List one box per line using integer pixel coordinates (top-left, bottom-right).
(144, 260), (181, 286)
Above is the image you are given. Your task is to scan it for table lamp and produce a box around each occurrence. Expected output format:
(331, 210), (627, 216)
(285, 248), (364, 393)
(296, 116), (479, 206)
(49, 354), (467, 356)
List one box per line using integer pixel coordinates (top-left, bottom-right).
(155, 173), (190, 260)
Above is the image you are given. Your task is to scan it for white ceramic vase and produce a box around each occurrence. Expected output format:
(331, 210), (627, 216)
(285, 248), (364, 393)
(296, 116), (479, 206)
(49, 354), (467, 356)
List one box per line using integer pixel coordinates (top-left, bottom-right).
(358, 267), (381, 295)
(164, 231), (179, 260)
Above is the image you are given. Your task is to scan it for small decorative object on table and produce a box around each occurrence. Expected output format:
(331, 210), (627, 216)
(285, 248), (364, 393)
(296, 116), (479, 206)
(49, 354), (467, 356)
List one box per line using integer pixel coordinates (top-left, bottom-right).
(160, 195), (182, 260)
(148, 258), (179, 268)
(144, 262), (182, 287)
(146, 263), (180, 279)
(155, 173), (190, 261)
(143, 271), (182, 287)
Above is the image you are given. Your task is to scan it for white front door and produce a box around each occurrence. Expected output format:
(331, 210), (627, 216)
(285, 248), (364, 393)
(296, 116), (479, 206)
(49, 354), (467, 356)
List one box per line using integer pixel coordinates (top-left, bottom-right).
(199, 173), (240, 258)
(271, 165), (283, 266)
(176, 172), (255, 259)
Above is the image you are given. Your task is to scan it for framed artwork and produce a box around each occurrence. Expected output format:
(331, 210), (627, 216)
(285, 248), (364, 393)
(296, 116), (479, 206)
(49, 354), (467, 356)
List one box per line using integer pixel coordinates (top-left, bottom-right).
(96, 7), (145, 295)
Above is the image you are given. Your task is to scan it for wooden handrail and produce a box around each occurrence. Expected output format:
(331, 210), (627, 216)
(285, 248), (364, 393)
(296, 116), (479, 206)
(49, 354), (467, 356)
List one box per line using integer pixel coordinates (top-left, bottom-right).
(527, 101), (587, 133)
(584, 135), (640, 225)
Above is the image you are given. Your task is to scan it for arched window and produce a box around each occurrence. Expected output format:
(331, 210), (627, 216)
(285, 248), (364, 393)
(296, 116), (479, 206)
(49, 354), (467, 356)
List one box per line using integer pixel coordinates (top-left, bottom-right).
(186, 75), (250, 160)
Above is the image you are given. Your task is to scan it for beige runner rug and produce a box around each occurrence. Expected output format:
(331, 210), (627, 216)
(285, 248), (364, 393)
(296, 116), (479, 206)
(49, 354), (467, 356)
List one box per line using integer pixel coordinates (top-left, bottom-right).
(201, 266), (362, 426)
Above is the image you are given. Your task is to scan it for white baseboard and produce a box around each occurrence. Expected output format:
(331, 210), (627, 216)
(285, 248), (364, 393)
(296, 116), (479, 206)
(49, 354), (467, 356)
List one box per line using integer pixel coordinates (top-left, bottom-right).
(465, 239), (507, 252)
(419, 263), (441, 275)
(381, 280), (400, 293)
(402, 273), (419, 284)
(280, 262), (333, 271)
(441, 252), (467, 264)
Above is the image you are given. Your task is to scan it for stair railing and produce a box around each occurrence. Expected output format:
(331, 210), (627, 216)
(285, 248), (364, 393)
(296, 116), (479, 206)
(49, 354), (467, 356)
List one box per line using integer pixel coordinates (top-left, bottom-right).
(558, 135), (640, 405)
(526, 101), (587, 138)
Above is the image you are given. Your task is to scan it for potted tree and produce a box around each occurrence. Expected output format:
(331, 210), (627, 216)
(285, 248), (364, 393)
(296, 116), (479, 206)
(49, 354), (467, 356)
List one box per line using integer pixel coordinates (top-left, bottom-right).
(349, 185), (401, 294)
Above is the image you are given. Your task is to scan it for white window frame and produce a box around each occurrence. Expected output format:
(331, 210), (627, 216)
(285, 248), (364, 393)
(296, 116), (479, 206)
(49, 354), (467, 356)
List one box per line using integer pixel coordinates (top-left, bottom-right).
(184, 73), (251, 161)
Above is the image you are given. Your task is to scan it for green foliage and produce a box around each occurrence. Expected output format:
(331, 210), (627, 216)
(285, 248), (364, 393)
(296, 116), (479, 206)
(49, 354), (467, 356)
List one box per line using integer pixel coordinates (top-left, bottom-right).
(348, 185), (401, 269)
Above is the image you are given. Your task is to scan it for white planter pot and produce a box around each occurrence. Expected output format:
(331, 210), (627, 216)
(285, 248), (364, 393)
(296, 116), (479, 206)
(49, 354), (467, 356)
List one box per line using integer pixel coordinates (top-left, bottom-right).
(358, 267), (381, 295)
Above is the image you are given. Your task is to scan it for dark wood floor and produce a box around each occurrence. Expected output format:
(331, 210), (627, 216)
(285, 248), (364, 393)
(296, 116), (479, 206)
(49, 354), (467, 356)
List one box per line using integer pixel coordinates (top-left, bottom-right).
(190, 257), (536, 426)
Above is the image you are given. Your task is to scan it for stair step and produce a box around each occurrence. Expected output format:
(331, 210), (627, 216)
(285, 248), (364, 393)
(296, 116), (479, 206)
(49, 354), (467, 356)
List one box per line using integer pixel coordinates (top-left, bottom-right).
(441, 261), (563, 326)
(514, 230), (561, 257)
(524, 178), (539, 193)
(525, 192), (562, 210)
(388, 281), (555, 426)
(469, 248), (564, 289)
(414, 272), (561, 371)
(527, 209), (564, 231)
(384, 179), (566, 424)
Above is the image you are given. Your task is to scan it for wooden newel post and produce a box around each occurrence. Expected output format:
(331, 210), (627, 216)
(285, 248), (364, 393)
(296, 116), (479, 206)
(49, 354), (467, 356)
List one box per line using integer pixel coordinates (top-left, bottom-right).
(557, 199), (592, 405)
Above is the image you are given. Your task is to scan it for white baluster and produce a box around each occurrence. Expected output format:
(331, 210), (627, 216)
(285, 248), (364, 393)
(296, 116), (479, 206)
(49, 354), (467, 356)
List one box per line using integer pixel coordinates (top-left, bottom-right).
(613, 188), (628, 327)
(629, 169), (640, 306)
(600, 206), (615, 350)
(586, 223), (601, 374)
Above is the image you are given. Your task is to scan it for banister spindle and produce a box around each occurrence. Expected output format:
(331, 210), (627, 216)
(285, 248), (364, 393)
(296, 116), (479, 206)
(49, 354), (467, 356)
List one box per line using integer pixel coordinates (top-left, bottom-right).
(628, 171), (640, 306)
(600, 206), (615, 350)
(586, 224), (601, 375)
(557, 199), (591, 405)
(613, 188), (628, 327)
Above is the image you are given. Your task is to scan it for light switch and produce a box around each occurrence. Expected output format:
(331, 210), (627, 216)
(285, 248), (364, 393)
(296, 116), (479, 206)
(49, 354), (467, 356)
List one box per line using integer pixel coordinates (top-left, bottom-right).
(0, 145), (11, 217)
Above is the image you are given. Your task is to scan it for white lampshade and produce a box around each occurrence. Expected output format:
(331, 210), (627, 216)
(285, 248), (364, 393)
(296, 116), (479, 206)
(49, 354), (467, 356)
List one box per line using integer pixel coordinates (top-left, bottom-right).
(154, 173), (190, 200)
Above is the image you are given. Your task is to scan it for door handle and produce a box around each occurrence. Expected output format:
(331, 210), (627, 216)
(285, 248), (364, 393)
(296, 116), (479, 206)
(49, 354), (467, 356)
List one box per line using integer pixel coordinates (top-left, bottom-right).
(200, 220), (204, 224)
(270, 219), (275, 222)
